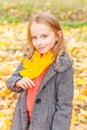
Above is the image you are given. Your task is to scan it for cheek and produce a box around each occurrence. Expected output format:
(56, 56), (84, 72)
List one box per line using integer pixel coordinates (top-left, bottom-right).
(48, 35), (56, 42)
(45, 37), (54, 44)
(48, 37), (56, 45)
(32, 40), (36, 47)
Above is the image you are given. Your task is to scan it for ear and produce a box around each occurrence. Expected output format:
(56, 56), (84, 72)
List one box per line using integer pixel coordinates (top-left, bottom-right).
(55, 31), (62, 41)
(57, 31), (62, 38)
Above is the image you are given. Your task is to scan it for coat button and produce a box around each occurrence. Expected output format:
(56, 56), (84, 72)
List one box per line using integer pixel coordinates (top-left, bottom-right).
(36, 98), (41, 104)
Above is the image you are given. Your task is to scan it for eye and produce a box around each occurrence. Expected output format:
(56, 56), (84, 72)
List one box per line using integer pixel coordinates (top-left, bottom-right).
(42, 34), (48, 38)
(32, 36), (37, 40)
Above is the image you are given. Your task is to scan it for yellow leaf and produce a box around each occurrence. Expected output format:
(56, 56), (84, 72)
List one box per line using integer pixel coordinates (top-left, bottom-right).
(80, 109), (87, 118)
(6, 93), (15, 99)
(71, 111), (78, 122)
(82, 88), (87, 95)
(0, 88), (11, 97)
(76, 78), (85, 85)
(0, 112), (5, 118)
(77, 94), (87, 102)
(20, 50), (54, 79)
(4, 120), (11, 127)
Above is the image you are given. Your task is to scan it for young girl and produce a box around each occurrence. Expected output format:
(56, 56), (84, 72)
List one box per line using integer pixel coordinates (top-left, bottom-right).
(6, 12), (74, 130)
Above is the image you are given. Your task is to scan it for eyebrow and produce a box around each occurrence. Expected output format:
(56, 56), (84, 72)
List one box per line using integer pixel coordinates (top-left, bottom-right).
(41, 33), (49, 35)
(31, 32), (49, 36)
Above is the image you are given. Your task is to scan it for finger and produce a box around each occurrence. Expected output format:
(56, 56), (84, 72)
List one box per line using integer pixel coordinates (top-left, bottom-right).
(20, 83), (27, 90)
(21, 81), (30, 89)
(22, 79), (32, 88)
(23, 79), (34, 88)
(16, 79), (28, 89)
(27, 78), (35, 86)
(24, 78), (35, 88)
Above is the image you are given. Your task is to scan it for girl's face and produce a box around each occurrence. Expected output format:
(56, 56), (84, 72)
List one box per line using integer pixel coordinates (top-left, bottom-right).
(30, 22), (58, 54)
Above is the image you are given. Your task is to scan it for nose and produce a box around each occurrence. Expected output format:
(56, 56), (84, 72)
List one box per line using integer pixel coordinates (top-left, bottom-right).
(36, 38), (42, 46)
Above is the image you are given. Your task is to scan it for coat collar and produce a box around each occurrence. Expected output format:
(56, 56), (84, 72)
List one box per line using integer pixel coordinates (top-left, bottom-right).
(53, 52), (73, 72)
(36, 52), (73, 96)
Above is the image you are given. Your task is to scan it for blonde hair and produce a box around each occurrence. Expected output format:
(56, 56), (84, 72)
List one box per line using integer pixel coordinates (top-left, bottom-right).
(25, 12), (66, 61)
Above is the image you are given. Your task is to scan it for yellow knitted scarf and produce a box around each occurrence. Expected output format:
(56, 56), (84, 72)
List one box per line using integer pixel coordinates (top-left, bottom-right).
(20, 50), (54, 79)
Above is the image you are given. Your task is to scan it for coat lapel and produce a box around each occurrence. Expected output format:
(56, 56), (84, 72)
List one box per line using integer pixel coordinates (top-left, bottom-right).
(36, 63), (56, 96)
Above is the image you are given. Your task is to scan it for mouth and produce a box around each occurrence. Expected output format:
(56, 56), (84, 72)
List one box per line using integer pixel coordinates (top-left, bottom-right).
(37, 46), (46, 50)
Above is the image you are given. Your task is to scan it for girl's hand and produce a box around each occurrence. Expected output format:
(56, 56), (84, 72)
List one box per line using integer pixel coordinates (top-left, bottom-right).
(16, 77), (35, 90)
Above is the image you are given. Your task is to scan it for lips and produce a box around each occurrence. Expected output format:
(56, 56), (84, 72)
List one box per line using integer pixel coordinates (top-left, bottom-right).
(37, 46), (46, 50)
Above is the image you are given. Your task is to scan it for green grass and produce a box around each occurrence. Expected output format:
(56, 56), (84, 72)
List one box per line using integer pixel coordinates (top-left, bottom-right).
(62, 21), (87, 28)
(0, 0), (87, 27)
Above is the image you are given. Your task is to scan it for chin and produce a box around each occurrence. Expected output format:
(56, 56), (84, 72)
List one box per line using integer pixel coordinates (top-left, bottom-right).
(38, 50), (48, 54)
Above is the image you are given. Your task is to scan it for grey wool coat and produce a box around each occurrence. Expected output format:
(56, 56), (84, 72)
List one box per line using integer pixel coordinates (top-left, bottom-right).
(6, 52), (74, 130)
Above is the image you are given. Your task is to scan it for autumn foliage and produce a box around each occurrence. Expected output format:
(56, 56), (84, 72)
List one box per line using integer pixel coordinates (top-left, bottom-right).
(0, 22), (87, 130)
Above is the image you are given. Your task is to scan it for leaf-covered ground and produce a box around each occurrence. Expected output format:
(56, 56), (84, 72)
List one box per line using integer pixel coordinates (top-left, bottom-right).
(0, 22), (87, 130)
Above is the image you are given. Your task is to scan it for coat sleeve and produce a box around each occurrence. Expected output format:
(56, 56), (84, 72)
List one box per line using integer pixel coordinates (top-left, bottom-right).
(52, 67), (74, 130)
(6, 62), (23, 93)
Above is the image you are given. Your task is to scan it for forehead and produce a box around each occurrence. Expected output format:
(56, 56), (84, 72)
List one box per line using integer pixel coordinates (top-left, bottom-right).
(30, 22), (53, 34)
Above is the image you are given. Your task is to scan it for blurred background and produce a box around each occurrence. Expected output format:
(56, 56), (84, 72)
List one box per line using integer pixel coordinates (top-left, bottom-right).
(0, 0), (87, 130)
